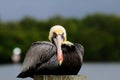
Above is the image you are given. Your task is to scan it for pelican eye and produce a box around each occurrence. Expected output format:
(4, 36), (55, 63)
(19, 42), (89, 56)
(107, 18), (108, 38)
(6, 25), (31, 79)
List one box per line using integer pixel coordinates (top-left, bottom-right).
(61, 33), (65, 41)
(53, 32), (57, 38)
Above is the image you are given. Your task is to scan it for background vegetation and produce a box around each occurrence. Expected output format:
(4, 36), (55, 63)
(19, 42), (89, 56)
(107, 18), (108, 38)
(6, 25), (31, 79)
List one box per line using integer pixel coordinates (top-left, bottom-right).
(0, 14), (120, 64)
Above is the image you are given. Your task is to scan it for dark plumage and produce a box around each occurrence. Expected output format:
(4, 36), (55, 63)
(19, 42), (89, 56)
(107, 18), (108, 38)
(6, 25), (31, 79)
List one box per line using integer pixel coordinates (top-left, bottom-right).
(17, 25), (84, 78)
(17, 41), (84, 78)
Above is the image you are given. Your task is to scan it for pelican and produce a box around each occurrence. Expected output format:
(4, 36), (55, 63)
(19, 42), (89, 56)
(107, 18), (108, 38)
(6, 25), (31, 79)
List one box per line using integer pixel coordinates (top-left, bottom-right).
(17, 25), (84, 78)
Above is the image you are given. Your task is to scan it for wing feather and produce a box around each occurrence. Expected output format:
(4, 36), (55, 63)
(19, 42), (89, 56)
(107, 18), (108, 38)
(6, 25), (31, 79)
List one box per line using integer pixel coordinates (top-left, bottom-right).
(21, 41), (56, 72)
(74, 43), (84, 62)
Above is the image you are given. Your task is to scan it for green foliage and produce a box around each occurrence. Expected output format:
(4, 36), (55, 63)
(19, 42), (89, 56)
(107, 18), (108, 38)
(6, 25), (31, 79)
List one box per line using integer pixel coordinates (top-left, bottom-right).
(0, 14), (120, 63)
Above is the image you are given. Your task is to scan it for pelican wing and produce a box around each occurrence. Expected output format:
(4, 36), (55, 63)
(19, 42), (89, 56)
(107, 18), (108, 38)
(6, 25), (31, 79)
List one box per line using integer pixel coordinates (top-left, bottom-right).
(21, 41), (56, 72)
(74, 43), (84, 62)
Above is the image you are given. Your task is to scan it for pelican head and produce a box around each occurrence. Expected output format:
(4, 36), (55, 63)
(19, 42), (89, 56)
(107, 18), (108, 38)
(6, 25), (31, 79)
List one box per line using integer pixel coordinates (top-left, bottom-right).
(49, 25), (67, 65)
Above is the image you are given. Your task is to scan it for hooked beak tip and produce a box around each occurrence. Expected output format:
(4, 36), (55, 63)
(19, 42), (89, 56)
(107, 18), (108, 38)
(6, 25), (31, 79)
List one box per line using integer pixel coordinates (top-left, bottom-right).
(59, 60), (63, 65)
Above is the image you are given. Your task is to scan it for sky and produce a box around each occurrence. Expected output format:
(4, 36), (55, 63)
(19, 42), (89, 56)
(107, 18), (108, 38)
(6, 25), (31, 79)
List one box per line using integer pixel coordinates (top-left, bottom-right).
(0, 0), (120, 21)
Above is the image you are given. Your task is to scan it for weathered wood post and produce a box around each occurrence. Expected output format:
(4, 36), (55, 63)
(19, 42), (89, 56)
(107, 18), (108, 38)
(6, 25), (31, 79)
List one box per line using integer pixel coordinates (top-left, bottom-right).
(34, 75), (87, 80)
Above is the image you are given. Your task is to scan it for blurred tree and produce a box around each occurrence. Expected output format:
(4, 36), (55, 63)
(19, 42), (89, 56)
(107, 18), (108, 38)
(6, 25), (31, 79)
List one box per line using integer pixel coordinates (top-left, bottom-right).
(0, 14), (120, 63)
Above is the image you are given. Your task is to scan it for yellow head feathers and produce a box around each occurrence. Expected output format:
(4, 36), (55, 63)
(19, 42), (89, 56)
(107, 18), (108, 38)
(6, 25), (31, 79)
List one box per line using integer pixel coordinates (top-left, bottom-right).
(49, 25), (67, 41)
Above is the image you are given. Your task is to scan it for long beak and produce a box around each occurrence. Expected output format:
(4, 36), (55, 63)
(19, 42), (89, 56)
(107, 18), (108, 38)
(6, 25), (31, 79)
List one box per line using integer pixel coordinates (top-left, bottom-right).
(54, 35), (63, 65)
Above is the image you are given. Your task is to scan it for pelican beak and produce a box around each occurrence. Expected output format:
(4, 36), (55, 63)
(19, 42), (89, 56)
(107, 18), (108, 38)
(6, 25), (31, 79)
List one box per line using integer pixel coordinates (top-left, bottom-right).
(54, 35), (63, 65)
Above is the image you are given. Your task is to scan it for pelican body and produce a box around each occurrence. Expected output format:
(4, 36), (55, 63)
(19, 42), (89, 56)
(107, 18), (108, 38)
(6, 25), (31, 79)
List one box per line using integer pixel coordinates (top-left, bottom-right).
(17, 25), (84, 78)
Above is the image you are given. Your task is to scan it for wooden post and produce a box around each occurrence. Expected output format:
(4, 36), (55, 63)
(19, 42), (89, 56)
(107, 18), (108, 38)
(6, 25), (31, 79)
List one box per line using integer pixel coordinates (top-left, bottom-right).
(34, 75), (87, 80)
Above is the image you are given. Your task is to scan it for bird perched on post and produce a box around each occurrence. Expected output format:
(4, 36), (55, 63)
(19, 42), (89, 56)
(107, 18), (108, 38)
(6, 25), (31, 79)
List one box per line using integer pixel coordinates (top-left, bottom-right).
(17, 25), (84, 78)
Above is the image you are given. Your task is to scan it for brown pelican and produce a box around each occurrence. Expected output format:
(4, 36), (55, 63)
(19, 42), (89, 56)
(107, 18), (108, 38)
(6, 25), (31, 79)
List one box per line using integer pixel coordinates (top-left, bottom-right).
(17, 25), (84, 78)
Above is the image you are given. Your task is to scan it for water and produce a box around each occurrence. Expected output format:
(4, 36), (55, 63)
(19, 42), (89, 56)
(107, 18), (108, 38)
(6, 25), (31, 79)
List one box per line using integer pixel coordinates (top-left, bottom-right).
(0, 64), (31, 80)
(80, 63), (120, 80)
(0, 63), (120, 80)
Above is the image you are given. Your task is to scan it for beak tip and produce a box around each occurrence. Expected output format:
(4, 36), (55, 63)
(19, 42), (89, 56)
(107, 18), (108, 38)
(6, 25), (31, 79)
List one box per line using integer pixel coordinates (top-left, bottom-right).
(59, 60), (62, 65)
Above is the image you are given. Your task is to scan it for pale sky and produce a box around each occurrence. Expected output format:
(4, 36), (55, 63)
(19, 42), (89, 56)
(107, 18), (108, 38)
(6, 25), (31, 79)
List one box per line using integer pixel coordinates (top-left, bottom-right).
(0, 0), (120, 21)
